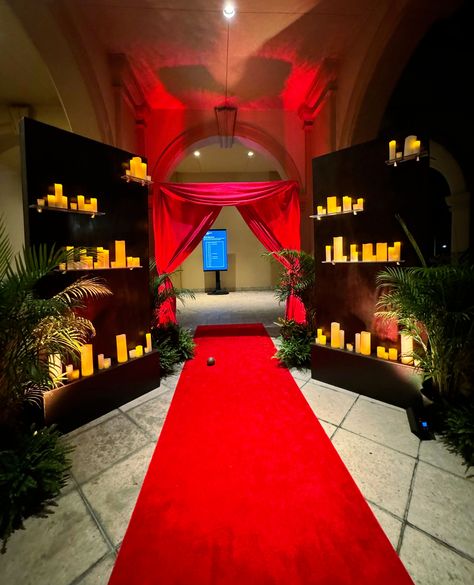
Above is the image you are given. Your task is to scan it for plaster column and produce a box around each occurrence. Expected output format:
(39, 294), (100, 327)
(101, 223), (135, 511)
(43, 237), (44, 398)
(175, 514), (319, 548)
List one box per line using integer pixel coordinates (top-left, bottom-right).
(446, 191), (470, 254)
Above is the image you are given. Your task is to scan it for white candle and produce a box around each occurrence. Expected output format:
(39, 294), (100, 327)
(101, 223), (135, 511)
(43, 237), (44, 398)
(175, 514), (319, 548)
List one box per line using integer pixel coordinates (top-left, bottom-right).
(404, 135), (417, 157)
(330, 322), (340, 348)
(355, 333), (361, 353)
(97, 353), (105, 370)
(389, 140), (396, 160)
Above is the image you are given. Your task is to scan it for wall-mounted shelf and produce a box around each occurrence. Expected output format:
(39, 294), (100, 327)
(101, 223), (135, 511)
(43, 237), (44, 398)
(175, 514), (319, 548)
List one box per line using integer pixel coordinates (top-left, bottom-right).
(121, 174), (153, 186)
(322, 260), (404, 265)
(310, 209), (363, 219)
(56, 266), (143, 273)
(385, 150), (428, 166)
(29, 204), (105, 217)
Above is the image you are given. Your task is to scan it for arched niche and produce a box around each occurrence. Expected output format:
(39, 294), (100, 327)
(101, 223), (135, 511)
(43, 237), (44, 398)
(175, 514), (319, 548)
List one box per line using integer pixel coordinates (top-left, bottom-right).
(429, 140), (470, 254)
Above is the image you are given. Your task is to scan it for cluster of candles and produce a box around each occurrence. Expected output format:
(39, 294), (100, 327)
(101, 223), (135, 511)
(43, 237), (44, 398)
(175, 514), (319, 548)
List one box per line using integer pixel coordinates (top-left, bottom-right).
(388, 135), (421, 161)
(116, 333), (152, 363)
(325, 237), (401, 263)
(48, 332), (153, 383)
(316, 196), (364, 216)
(126, 156), (151, 180)
(315, 322), (414, 365)
(59, 241), (140, 271)
(36, 183), (98, 213)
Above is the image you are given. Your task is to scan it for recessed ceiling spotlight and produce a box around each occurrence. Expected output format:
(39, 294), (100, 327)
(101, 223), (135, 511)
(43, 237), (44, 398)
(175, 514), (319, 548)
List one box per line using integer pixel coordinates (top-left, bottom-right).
(193, 150), (200, 157)
(223, 4), (235, 19)
(247, 151), (254, 158)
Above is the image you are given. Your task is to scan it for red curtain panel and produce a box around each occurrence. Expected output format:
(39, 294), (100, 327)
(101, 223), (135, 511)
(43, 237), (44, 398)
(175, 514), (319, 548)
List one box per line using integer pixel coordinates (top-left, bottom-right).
(152, 180), (306, 324)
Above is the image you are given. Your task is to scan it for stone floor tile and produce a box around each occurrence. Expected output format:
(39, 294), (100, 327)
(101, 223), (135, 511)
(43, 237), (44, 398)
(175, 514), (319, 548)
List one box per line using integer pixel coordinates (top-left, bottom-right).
(367, 502), (402, 549)
(68, 413), (149, 484)
(342, 397), (419, 456)
(318, 419), (338, 439)
(289, 367), (312, 382)
(66, 409), (121, 439)
(400, 526), (474, 585)
(408, 461), (474, 557)
(419, 436), (472, 479)
(301, 381), (358, 426)
(0, 490), (109, 585)
(76, 553), (116, 585)
(119, 384), (168, 412)
(332, 429), (415, 517)
(81, 442), (156, 546)
(126, 390), (175, 440)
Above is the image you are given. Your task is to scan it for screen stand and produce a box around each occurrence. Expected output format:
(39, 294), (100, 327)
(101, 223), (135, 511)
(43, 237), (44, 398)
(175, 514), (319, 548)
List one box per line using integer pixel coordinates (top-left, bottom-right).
(207, 270), (229, 295)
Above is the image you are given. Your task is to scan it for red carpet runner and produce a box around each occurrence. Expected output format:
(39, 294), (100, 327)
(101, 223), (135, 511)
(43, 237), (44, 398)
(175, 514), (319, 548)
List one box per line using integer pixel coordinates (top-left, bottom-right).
(109, 324), (413, 584)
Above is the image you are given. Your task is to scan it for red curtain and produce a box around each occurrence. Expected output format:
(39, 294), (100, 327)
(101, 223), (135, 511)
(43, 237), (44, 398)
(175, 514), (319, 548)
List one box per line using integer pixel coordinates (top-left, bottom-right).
(152, 180), (306, 324)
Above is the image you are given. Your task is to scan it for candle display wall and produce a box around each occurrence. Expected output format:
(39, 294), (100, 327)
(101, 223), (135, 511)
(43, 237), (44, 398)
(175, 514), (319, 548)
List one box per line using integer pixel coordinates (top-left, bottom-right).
(311, 136), (430, 407)
(22, 117), (151, 359)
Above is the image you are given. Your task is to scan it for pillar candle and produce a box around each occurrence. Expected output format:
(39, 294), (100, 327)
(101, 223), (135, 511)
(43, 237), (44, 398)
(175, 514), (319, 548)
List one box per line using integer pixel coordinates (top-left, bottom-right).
(145, 332), (152, 353)
(47, 194), (56, 207)
(339, 329), (345, 350)
(350, 244), (358, 262)
(116, 334), (128, 363)
(135, 345), (143, 357)
(141, 162), (147, 178)
(97, 353), (105, 370)
(400, 334), (414, 365)
(81, 344), (94, 377)
(333, 236), (344, 262)
(77, 195), (85, 210)
(59, 262), (66, 271)
(413, 140), (421, 155)
(346, 343), (353, 352)
(127, 256), (134, 267)
(37, 198), (45, 207)
(70, 202), (78, 210)
(376, 346), (385, 358)
(342, 196), (352, 212)
(362, 243), (374, 262)
(388, 348), (398, 361)
(319, 335), (326, 345)
(356, 198), (364, 211)
(330, 322), (340, 348)
(129, 349), (136, 359)
(54, 183), (63, 207)
(66, 364), (74, 382)
(404, 135), (417, 157)
(103, 250), (110, 268)
(376, 242), (388, 262)
(83, 203), (92, 212)
(355, 333), (361, 353)
(66, 246), (74, 270)
(327, 196), (338, 213)
(104, 358), (111, 369)
(90, 198), (98, 212)
(360, 331), (371, 356)
(317, 205), (325, 215)
(115, 240), (126, 268)
(389, 140), (397, 160)
(316, 328), (322, 339)
(325, 245), (332, 262)
(72, 369), (80, 380)
(392, 241), (401, 261)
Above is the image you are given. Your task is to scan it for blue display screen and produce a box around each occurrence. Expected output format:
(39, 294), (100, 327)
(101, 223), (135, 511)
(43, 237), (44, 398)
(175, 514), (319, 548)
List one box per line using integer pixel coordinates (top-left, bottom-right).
(202, 229), (228, 271)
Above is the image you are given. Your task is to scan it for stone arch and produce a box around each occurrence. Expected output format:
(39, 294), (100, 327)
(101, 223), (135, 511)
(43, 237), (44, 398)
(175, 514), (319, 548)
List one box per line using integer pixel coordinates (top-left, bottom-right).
(152, 121), (302, 187)
(429, 140), (470, 254)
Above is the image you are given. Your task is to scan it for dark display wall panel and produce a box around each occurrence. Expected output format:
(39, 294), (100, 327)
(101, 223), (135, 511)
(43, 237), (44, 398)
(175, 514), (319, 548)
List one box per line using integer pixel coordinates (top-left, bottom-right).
(311, 137), (430, 406)
(21, 117), (150, 358)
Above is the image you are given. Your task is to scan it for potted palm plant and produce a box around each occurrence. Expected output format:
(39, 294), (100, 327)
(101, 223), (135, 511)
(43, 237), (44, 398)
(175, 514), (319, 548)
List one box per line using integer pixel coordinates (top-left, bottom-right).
(265, 249), (316, 368)
(0, 217), (111, 551)
(149, 260), (195, 374)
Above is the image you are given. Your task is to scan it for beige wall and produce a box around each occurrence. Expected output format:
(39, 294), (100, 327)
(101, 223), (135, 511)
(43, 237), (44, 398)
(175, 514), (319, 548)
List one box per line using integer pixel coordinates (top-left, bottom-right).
(170, 171), (280, 291)
(177, 206), (280, 292)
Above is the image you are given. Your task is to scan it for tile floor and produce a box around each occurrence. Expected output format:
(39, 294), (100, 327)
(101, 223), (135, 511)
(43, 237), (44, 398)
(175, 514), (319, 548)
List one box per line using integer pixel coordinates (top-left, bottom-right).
(1, 291), (473, 585)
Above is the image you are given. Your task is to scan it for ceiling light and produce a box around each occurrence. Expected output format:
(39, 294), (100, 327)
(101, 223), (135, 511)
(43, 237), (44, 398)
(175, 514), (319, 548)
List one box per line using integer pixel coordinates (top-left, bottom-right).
(193, 150), (200, 157)
(247, 151), (254, 158)
(223, 4), (235, 19)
